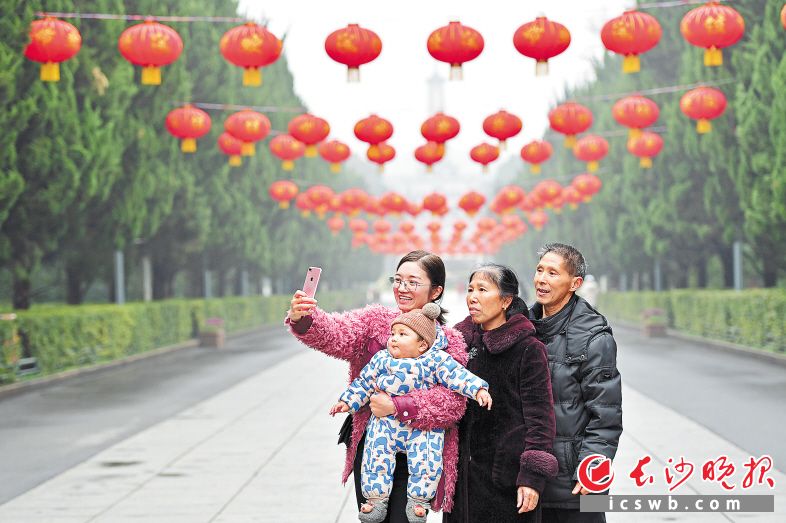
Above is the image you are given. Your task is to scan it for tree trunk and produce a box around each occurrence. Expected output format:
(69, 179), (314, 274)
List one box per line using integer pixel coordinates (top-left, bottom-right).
(719, 247), (734, 289)
(217, 269), (227, 297)
(696, 260), (708, 288)
(65, 263), (85, 305)
(12, 271), (32, 310)
(762, 255), (778, 288)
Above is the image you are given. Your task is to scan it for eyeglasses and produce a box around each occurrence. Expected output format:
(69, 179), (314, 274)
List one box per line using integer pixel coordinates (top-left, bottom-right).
(389, 276), (432, 291)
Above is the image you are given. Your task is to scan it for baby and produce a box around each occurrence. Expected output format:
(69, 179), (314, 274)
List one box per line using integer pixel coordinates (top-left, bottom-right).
(330, 303), (492, 523)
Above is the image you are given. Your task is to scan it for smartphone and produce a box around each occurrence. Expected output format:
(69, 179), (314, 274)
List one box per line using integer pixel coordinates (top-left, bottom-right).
(302, 267), (322, 298)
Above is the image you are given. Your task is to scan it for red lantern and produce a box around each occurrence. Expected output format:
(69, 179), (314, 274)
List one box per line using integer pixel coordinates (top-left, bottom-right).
(458, 191), (486, 216)
(497, 186), (526, 210)
(355, 115), (394, 155)
(367, 142), (395, 173)
(220, 23), (282, 86)
(224, 110), (271, 156)
(476, 217), (497, 234)
(427, 221), (442, 234)
(527, 210), (549, 231)
(325, 24), (382, 82)
(470, 143), (500, 173)
(533, 180), (563, 205)
(573, 135), (609, 173)
(681, 1), (745, 66)
(513, 17), (571, 76)
(562, 186), (584, 210)
(572, 174), (602, 202)
(305, 185), (335, 218)
(414, 142), (445, 172)
(327, 216), (345, 235)
(339, 189), (369, 216)
(268, 180), (299, 209)
(288, 114), (330, 157)
(782, 4), (786, 30)
(612, 95), (659, 139)
(399, 221), (416, 234)
(422, 192), (447, 215)
(165, 105), (211, 153)
(118, 20), (183, 85)
(483, 110), (522, 150)
(295, 193), (314, 217)
(269, 135), (306, 171)
(680, 86), (727, 134)
(373, 219), (393, 235)
(627, 131), (664, 168)
(454, 221), (468, 233)
(421, 113), (460, 147)
(520, 140), (553, 174)
(407, 202), (423, 217)
(549, 102), (593, 147)
(601, 10), (662, 73)
(379, 192), (408, 214)
(24, 17), (81, 82)
(349, 218), (369, 234)
(427, 21), (484, 80)
(318, 140), (351, 173)
(218, 132), (243, 166)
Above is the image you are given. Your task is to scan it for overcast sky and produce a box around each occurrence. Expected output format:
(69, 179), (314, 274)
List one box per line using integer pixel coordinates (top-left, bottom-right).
(238, 0), (631, 179)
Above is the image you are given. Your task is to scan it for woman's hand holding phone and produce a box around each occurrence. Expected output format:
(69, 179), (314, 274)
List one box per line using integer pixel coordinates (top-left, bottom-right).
(288, 290), (318, 322)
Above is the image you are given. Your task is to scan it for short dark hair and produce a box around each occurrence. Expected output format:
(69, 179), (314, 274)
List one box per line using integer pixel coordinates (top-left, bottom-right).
(537, 243), (587, 278)
(396, 250), (448, 324)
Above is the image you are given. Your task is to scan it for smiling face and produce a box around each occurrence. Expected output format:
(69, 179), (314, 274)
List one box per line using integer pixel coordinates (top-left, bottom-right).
(388, 323), (429, 359)
(466, 272), (513, 331)
(534, 251), (583, 317)
(393, 261), (443, 313)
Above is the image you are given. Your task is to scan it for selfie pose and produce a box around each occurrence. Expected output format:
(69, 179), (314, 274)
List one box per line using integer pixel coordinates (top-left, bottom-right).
(448, 263), (557, 523)
(330, 303), (492, 523)
(286, 251), (469, 522)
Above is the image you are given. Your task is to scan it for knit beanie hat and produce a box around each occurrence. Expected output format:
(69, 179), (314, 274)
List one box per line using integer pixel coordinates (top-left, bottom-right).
(392, 302), (441, 346)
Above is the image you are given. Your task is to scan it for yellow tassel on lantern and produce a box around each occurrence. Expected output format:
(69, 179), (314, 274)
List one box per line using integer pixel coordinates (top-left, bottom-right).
(301, 210), (311, 218)
(530, 164), (541, 174)
(347, 66), (360, 83)
(622, 55), (640, 74)
(640, 157), (653, 169)
(181, 138), (196, 153)
(278, 201), (290, 209)
(498, 140), (507, 151)
(449, 63), (463, 81)
(629, 128), (643, 140)
(587, 161), (599, 173)
(535, 60), (549, 76)
(378, 165), (385, 174)
(704, 46), (723, 67)
(305, 145), (318, 158)
(141, 66), (161, 85)
(229, 155), (242, 167)
(436, 143), (445, 156)
(241, 142), (255, 156)
(282, 160), (294, 171)
(426, 166), (433, 173)
(330, 163), (341, 173)
(40, 62), (60, 82)
(569, 203), (578, 210)
(482, 165), (489, 174)
(696, 119), (712, 134)
(243, 67), (262, 86)
(564, 135), (577, 148)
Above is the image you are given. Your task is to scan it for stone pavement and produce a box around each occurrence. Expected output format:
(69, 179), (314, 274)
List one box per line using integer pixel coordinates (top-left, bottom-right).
(1, 336), (784, 522)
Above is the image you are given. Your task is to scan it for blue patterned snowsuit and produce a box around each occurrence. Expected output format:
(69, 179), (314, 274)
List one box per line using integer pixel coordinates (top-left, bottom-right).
(339, 327), (488, 503)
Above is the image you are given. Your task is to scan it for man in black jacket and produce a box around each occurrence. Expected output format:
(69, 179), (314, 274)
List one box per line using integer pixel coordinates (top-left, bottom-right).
(529, 243), (622, 523)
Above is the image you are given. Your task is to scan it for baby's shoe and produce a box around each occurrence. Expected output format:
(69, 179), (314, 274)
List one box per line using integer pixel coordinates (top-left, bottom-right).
(358, 497), (388, 523)
(405, 498), (430, 523)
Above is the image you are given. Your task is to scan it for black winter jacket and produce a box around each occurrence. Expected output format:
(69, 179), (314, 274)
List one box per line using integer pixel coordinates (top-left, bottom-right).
(530, 294), (623, 509)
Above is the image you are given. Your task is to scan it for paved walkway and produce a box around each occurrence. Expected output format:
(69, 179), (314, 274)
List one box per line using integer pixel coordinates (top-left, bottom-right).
(1, 335), (784, 522)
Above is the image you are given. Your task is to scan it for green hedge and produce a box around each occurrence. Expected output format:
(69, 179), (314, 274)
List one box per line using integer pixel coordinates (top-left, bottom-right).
(0, 291), (364, 384)
(598, 289), (786, 353)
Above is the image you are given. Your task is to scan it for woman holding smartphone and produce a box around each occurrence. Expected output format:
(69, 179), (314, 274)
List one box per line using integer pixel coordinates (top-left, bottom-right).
(287, 250), (469, 522)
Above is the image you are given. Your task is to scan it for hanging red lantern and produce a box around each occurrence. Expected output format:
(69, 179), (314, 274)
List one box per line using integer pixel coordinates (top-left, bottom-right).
(513, 17), (571, 76)
(295, 193), (314, 217)
(483, 110), (522, 150)
(288, 114), (330, 157)
(364, 197), (385, 217)
(470, 143), (500, 173)
(454, 220), (468, 233)
(165, 105), (211, 153)
(220, 23), (282, 86)
(476, 217), (497, 234)
(373, 219), (393, 235)
(573, 135), (609, 173)
(680, 1), (745, 67)
(118, 19), (183, 85)
(601, 10), (662, 73)
(627, 131), (664, 168)
(269, 134), (306, 171)
(533, 180), (563, 205)
(497, 185), (526, 210)
(367, 142), (395, 172)
(414, 142), (445, 172)
(325, 24), (382, 82)
(305, 185), (335, 218)
(218, 132), (244, 167)
(427, 221), (442, 234)
(680, 86), (727, 134)
(520, 140), (553, 174)
(572, 174), (603, 202)
(268, 180), (299, 209)
(318, 140), (351, 173)
(339, 188), (369, 216)
(24, 17), (81, 82)
(549, 102), (593, 147)
(406, 201), (423, 217)
(379, 192), (408, 215)
(224, 110), (271, 156)
(355, 115), (394, 155)
(527, 210), (549, 231)
(562, 186), (584, 210)
(399, 221), (416, 234)
(458, 191), (486, 216)
(327, 216), (345, 235)
(782, 4), (786, 30)
(422, 192), (447, 215)
(427, 21), (484, 80)
(421, 113), (460, 148)
(349, 218), (369, 234)
(612, 95), (659, 140)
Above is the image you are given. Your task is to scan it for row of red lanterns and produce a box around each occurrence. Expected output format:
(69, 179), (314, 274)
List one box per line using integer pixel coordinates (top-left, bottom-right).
(26, 2), (759, 84)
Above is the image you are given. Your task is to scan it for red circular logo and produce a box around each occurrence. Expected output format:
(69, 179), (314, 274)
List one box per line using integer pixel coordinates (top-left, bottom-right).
(577, 454), (614, 493)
